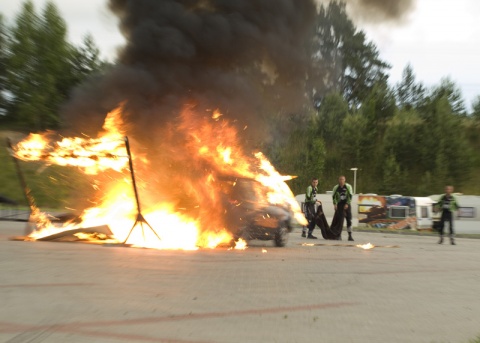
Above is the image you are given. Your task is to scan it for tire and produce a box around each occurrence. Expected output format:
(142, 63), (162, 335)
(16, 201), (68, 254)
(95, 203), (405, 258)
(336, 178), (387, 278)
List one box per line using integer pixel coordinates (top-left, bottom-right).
(274, 224), (289, 247)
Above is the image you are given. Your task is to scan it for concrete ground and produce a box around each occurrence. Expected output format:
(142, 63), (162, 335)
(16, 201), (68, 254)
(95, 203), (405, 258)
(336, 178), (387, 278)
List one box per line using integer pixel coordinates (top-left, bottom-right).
(1, 221), (479, 343)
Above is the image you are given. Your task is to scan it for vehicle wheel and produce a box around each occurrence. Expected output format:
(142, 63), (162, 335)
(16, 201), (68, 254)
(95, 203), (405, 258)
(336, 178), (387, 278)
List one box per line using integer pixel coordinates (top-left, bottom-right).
(274, 224), (289, 247)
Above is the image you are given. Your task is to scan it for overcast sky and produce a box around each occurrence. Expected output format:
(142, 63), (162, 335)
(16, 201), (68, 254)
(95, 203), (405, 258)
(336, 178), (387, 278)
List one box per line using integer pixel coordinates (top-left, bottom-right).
(1, 0), (479, 110)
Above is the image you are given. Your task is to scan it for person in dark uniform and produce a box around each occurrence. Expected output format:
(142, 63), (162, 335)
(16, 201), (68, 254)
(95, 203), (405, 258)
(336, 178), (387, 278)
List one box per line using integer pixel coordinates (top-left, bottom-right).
(332, 175), (354, 241)
(302, 178), (321, 239)
(436, 185), (459, 245)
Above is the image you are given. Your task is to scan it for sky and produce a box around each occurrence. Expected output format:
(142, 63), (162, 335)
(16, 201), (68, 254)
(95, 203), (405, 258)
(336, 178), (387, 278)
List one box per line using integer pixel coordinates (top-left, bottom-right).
(1, 0), (480, 110)
(360, 0), (480, 110)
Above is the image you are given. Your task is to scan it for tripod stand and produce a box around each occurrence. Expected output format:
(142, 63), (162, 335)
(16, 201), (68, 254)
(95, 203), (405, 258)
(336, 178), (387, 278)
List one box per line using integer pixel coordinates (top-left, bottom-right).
(122, 136), (161, 244)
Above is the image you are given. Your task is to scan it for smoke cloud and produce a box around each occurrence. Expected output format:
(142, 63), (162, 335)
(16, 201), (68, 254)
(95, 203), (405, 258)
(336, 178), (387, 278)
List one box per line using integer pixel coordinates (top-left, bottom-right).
(63, 0), (317, 145)
(315, 0), (417, 23)
(64, 0), (416, 142)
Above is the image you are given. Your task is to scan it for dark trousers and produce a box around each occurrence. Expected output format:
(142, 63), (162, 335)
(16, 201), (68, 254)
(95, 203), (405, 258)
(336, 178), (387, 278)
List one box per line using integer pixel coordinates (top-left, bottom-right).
(439, 211), (454, 237)
(305, 203), (316, 234)
(338, 201), (352, 229)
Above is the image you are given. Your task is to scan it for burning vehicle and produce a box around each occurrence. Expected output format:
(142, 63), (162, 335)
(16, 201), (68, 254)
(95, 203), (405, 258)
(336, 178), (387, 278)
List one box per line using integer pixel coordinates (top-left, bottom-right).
(217, 176), (293, 247)
(8, 107), (304, 249)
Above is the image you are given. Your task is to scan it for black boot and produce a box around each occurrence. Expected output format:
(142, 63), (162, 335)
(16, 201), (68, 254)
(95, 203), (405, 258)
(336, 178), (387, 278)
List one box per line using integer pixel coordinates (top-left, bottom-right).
(438, 236), (444, 244)
(348, 232), (354, 241)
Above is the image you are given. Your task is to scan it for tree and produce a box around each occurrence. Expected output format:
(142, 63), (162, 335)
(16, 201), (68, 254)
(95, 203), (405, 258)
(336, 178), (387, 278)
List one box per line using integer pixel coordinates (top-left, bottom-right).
(419, 96), (472, 188)
(380, 152), (406, 195)
(416, 171), (433, 196)
(472, 95), (480, 121)
(315, 92), (349, 147)
(0, 15), (8, 116)
(359, 81), (396, 139)
(309, 1), (390, 107)
(308, 1), (353, 102)
(4, 1), (106, 130)
(269, 125), (326, 195)
(7, 1), (56, 128)
(382, 108), (423, 175)
(342, 32), (390, 107)
(69, 33), (107, 84)
(428, 77), (466, 116)
(396, 64), (426, 110)
(39, 2), (74, 95)
(338, 113), (374, 183)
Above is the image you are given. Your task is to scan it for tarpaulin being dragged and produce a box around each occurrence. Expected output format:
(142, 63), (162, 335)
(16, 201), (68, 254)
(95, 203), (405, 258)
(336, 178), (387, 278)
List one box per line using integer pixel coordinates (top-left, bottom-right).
(315, 205), (345, 240)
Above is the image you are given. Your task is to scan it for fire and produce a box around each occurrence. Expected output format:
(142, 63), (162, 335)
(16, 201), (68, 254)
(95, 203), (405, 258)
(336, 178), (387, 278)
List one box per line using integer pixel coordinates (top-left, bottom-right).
(10, 105), (304, 250)
(356, 242), (375, 250)
(211, 109), (223, 121)
(234, 239), (248, 250)
(253, 153), (305, 225)
(13, 107), (128, 175)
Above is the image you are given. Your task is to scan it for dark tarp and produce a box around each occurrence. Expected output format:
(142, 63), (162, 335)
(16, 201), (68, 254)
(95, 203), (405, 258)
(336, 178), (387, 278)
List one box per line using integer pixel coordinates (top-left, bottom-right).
(315, 205), (345, 240)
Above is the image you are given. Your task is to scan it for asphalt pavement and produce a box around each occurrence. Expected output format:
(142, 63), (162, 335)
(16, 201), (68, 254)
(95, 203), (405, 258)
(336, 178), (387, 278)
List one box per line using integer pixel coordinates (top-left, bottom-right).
(1, 221), (479, 343)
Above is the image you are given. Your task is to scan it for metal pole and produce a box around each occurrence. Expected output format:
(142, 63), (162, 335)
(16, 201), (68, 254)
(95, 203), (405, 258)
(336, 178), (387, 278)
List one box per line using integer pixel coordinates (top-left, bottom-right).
(6, 138), (40, 235)
(122, 136), (161, 244)
(6, 138), (35, 211)
(124, 136), (142, 215)
(353, 170), (357, 195)
(350, 168), (358, 194)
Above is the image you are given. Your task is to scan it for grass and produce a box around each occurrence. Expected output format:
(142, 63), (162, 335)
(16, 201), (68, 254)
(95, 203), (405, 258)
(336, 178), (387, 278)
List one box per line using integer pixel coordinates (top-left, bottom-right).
(0, 130), (93, 210)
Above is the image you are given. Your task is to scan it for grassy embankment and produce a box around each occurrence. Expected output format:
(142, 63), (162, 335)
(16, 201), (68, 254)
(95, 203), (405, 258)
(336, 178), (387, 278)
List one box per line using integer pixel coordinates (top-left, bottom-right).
(0, 130), (90, 211)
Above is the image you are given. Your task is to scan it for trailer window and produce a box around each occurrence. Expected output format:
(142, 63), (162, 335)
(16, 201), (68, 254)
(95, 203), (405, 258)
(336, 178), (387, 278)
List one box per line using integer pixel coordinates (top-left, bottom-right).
(420, 206), (429, 218)
(458, 207), (475, 218)
(389, 206), (408, 218)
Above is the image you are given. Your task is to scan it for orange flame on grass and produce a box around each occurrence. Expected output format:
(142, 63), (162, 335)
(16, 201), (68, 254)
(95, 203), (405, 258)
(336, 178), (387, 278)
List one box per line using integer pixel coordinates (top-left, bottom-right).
(13, 107), (128, 174)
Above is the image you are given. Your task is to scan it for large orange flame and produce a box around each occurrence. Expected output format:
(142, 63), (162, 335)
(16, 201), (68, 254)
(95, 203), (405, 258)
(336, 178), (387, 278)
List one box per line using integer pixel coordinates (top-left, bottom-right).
(11, 105), (304, 249)
(13, 107), (128, 175)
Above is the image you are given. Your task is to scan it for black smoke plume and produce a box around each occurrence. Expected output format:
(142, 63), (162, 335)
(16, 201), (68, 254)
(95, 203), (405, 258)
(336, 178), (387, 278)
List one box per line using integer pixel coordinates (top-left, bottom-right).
(63, 0), (317, 144)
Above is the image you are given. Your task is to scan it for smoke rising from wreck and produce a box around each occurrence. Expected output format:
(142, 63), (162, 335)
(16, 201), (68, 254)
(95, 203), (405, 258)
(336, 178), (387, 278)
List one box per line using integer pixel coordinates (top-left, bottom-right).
(63, 0), (417, 143)
(64, 0), (317, 142)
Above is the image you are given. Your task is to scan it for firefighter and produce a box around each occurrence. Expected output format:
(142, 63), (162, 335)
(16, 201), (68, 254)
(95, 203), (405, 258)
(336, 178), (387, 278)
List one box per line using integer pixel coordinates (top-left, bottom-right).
(436, 185), (459, 245)
(302, 178), (321, 239)
(332, 175), (354, 241)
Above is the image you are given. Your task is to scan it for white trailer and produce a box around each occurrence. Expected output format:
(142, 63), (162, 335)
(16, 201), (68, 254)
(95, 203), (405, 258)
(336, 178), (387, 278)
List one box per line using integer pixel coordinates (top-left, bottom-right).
(412, 197), (436, 229)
